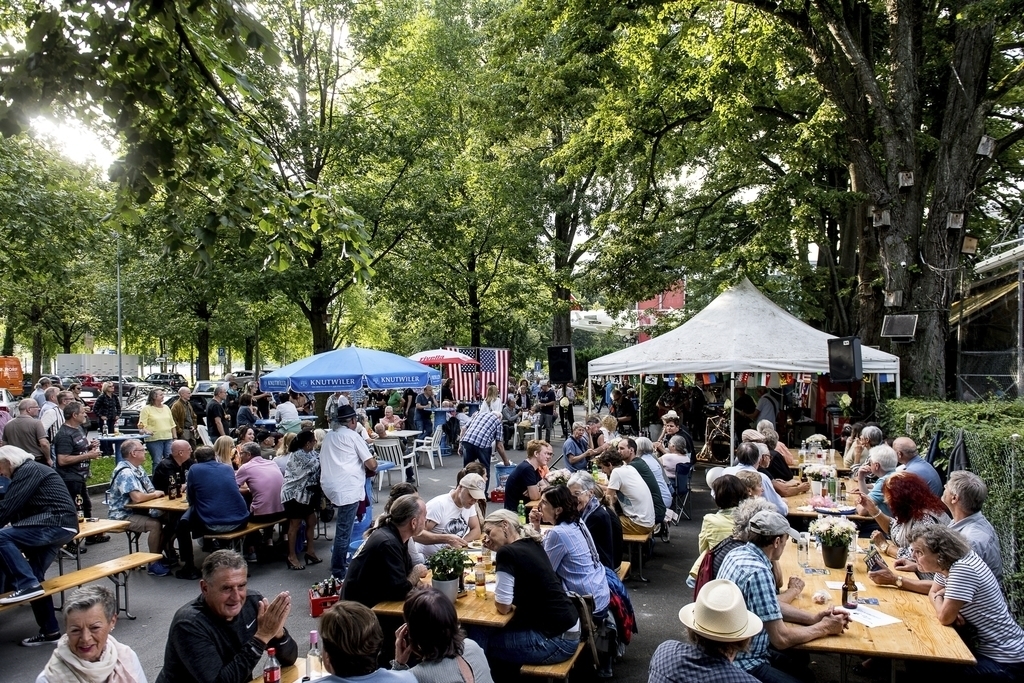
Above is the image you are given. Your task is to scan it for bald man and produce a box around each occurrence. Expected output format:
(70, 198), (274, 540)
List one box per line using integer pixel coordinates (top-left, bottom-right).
(2, 399), (51, 465)
(893, 437), (942, 496)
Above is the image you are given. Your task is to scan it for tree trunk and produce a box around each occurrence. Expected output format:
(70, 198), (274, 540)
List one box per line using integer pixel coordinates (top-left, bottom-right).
(467, 253), (482, 347)
(195, 302), (212, 381)
(307, 292), (335, 355)
(2, 305), (15, 356)
(244, 335), (255, 370)
(552, 284), (572, 345)
(32, 326), (43, 378)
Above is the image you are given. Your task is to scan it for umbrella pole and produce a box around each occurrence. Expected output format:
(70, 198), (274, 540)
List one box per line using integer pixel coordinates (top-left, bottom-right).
(730, 373), (736, 466)
(587, 378), (592, 418)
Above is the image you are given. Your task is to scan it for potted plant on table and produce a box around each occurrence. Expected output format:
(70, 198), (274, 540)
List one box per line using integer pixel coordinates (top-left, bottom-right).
(425, 547), (473, 603)
(803, 463), (829, 496)
(809, 516), (858, 569)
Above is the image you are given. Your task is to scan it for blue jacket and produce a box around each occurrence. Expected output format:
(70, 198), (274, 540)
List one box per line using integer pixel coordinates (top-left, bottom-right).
(186, 461), (249, 527)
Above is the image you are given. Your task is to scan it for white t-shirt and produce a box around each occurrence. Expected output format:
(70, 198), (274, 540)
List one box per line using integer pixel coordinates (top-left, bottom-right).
(417, 492), (477, 557)
(481, 398), (503, 414)
(608, 465), (655, 527)
(275, 400), (300, 423)
(319, 426), (374, 507)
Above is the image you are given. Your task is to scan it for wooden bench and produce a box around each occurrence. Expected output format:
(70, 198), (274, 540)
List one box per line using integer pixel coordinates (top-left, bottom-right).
(520, 642), (586, 681)
(59, 519), (132, 574)
(616, 561), (631, 581)
(205, 518), (285, 553)
(0, 552), (162, 619)
(622, 532), (653, 582)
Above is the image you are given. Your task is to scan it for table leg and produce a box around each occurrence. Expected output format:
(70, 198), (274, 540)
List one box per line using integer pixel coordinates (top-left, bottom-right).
(889, 659), (896, 683)
(840, 653), (847, 683)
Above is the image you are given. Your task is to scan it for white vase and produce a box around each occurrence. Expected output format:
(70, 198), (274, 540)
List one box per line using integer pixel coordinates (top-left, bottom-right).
(432, 577), (460, 604)
(811, 480), (823, 496)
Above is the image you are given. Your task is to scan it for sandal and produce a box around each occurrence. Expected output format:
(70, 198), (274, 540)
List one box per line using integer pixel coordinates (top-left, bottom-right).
(286, 560), (305, 571)
(304, 554), (323, 565)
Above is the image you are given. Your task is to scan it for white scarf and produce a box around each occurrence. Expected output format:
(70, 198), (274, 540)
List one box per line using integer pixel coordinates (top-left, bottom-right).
(42, 634), (139, 683)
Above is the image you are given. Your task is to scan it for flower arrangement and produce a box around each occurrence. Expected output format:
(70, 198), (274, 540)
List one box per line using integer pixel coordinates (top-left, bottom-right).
(545, 468), (572, 487)
(809, 516), (857, 547)
(839, 393), (853, 417)
(425, 547), (473, 581)
(802, 464), (831, 481)
(808, 494), (834, 508)
(806, 434), (830, 445)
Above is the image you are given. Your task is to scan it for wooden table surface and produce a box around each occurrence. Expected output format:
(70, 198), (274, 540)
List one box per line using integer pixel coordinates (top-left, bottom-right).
(75, 519), (130, 540)
(788, 450), (851, 476)
(126, 496), (189, 513)
(779, 539), (975, 664)
(374, 585), (514, 628)
(785, 488), (872, 522)
(250, 660), (321, 683)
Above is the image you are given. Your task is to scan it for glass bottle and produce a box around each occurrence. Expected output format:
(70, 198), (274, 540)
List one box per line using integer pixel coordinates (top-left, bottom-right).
(474, 557), (487, 599)
(517, 501), (526, 526)
(305, 631), (322, 680)
(842, 563), (858, 609)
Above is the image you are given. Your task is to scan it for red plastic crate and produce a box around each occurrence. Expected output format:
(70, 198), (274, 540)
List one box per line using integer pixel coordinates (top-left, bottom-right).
(309, 589), (340, 617)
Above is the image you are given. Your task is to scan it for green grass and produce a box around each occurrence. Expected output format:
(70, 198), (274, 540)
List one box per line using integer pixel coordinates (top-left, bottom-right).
(87, 453), (155, 487)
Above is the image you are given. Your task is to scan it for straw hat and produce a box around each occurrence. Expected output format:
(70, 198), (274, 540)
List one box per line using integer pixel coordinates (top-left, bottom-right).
(679, 579), (763, 642)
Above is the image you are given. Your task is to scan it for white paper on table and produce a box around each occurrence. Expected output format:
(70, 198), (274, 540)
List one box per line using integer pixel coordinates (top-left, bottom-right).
(845, 605), (901, 628)
(825, 581), (866, 591)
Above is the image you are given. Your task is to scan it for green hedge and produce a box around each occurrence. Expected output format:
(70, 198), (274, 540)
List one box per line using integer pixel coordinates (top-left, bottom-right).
(879, 398), (1024, 624)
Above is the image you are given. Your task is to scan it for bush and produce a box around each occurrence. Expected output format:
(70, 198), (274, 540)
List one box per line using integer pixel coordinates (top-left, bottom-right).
(879, 398), (1024, 624)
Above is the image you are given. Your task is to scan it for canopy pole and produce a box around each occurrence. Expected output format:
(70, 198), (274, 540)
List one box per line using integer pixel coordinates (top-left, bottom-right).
(586, 377), (593, 418)
(639, 375), (644, 432)
(896, 371), (901, 398)
(730, 373), (736, 466)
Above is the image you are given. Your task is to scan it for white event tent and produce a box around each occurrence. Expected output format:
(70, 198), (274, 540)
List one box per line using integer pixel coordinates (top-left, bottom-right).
(588, 278), (901, 451)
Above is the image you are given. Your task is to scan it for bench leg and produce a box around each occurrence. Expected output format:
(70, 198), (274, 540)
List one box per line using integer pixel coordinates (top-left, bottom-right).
(126, 531), (141, 554)
(108, 570), (137, 619)
(630, 542), (649, 583)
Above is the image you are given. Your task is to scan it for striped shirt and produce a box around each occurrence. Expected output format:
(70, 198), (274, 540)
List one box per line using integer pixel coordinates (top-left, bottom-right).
(0, 460), (78, 530)
(717, 543), (782, 672)
(936, 551), (1024, 663)
(461, 410), (503, 448)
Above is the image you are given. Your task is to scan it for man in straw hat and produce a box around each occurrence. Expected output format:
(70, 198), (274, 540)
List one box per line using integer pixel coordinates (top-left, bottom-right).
(650, 578), (762, 682)
(718, 510), (850, 682)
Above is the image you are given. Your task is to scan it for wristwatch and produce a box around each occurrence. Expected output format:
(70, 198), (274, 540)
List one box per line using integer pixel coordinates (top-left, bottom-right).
(895, 575), (903, 589)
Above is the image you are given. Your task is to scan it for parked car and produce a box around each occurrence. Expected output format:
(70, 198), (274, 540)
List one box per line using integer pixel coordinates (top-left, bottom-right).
(22, 374), (63, 397)
(189, 381), (218, 420)
(78, 388), (100, 429)
(116, 393), (177, 433)
(0, 388), (20, 417)
(143, 372), (188, 389)
(72, 374), (110, 391)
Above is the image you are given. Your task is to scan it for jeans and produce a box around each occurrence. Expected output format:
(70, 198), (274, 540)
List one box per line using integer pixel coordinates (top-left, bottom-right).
(462, 442), (492, 493)
(331, 502), (359, 580)
(468, 625), (578, 665)
(146, 439), (173, 462)
(916, 655), (1024, 681)
(539, 413), (554, 442)
(0, 525), (75, 634)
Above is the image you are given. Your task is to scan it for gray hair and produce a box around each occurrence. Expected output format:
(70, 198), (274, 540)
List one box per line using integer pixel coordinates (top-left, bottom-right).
(756, 419), (775, 433)
(946, 471), (987, 514)
(908, 525), (971, 570)
(568, 470), (597, 492)
(668, 435), (689, 454)
(633, 436), (655, 455)
(757, 426), (780, 449)
(732, 497), (778, 541)
(120, 439), (144, 459)
(734, 443), (761, 467)
(241, 442), (262, 459)
(374, 494), (424, 532)
(868, 444), (898, 472)
(44, 386), (59, 402)
(571, 421), (585, 430)
(202, 549), (248, 583)
(18, 398), (38, 411)
(0, 445), (36, 471)
(63, 585), (116, 621)
(861, 425), (884, 447)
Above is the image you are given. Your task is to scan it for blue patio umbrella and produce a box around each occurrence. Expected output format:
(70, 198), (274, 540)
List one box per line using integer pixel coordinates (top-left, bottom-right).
(259, 346), (442, 393)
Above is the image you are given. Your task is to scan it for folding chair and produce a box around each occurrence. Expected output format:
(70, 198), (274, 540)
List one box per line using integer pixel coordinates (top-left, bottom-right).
(672, 462), (693, 523)
(414, 426), (444, 469)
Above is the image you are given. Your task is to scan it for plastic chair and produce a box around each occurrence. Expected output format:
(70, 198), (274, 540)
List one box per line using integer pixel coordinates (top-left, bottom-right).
(672, 462), (693, 523)
(414, 426), (444, 469)
(374, 438), (416, 488)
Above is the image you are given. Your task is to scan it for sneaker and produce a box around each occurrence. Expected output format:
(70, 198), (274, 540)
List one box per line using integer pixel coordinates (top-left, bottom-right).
(244, 552), (258, 563)
(175, 566), (202, 580)
(0, 585), (46, 604)
(20, 631), (61, 647)
(66, 542), (85, 555)
(147, 561), (171, 577)
(85, 534), (111, 545)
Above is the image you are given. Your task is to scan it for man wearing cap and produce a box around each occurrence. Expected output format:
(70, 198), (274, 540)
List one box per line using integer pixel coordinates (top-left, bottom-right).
(650, 578), (762, 682)
(718, 510), (849, 683)
(320, 404), (378, 580)
(414, 473), (485, 558)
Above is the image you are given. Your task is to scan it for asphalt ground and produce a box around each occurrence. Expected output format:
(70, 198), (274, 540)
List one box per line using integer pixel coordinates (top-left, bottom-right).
(3, 427), (907, 682)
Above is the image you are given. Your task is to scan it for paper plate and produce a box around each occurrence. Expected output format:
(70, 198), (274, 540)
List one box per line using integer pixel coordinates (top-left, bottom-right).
(814, 505), (857, 515)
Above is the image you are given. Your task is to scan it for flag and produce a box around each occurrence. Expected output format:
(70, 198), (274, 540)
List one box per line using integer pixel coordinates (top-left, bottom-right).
(445, 347), (509, 401)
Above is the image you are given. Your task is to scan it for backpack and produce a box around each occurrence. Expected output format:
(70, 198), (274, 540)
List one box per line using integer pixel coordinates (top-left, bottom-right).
(693, 536), (745, 601)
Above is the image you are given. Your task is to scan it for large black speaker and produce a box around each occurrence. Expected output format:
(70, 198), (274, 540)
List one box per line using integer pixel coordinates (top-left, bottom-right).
(828, 337), (863, 381)
(548, 345), (576, 384)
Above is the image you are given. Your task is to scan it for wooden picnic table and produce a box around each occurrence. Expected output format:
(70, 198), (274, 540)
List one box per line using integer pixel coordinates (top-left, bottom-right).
(786, 454), (851, 475)
(126, 496), (189, 513)
(373, 571), (514, 628)
(778, 538), (974, 681)
(785, 487), (873, 522)
(59, 519), (133, 573)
